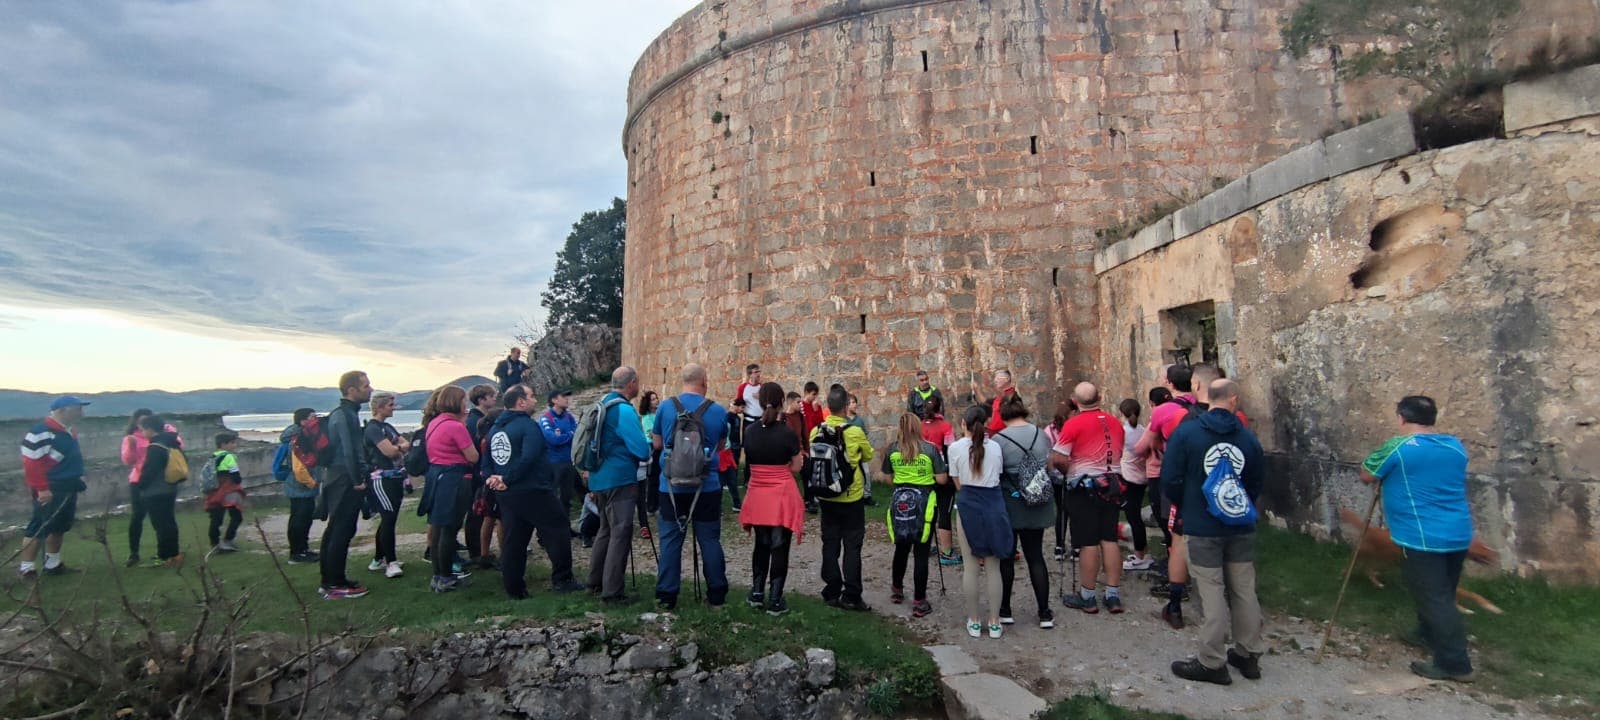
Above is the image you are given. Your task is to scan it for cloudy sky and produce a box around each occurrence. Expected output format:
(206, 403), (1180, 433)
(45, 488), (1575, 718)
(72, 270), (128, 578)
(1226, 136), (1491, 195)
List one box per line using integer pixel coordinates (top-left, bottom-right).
(0, 0), (695, 393)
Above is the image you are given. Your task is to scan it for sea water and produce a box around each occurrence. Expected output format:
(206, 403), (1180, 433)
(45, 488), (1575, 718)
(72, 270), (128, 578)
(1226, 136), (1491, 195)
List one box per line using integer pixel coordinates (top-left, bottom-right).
(224, 409), (424, 434)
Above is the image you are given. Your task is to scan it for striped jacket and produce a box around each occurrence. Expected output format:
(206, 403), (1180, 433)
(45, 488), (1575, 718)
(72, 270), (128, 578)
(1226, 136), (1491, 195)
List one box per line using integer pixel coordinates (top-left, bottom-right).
(20, 417), (87, 494)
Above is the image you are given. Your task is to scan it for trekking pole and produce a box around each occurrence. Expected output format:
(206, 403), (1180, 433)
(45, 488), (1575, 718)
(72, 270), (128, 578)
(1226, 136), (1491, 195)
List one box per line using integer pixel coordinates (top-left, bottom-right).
(1317, 489), (1382, 664)
(935, 501), (947, 596)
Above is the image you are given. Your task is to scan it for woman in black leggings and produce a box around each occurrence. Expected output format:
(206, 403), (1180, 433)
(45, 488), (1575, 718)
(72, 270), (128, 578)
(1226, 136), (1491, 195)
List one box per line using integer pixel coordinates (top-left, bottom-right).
(1117, 398), (1154, 571)
(994, 395), (1057, 629)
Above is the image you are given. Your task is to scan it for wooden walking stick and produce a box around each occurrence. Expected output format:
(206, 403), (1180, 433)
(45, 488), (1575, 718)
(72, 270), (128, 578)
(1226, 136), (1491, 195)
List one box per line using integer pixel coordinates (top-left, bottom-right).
(1317, 489), (1382, 664)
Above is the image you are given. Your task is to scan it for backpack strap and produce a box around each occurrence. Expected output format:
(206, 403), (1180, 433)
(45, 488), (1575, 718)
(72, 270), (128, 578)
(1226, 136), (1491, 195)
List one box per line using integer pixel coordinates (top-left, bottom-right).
(1095, 413), (1116, 474)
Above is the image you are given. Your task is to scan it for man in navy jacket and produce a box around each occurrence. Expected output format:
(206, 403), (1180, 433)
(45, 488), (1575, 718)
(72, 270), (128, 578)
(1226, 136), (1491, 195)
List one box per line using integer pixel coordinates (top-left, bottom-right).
(488, 384), (584, 598)
(1161, 378), (1266, 686)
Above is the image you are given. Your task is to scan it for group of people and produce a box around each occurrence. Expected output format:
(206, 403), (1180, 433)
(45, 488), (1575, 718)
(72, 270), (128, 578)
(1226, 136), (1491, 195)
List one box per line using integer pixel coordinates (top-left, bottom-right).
(16, 356), (1480, 686)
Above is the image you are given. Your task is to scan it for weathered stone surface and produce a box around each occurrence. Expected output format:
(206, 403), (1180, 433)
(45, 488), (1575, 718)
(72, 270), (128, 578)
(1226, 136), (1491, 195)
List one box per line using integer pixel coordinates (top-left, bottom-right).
(942, 672), (1048, 720)
(615, 642), (676, 671)
(1324, 113), (1417, 176)
(803, 647), (836, 687)
(1247, 141), (1329, 209)
(924, 644), (980, 676)
(1196, 176), (1253, 230)
(1505, 63), (1600, 133)
(524, 323), (621, 398)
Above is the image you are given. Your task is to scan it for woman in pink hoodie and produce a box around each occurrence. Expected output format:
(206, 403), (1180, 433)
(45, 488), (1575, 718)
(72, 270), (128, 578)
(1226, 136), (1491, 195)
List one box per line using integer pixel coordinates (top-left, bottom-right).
(120, 408), (181, 567)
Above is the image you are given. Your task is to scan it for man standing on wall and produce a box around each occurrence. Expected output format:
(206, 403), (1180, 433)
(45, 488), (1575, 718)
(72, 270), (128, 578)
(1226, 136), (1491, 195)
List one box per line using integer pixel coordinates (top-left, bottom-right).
(18, 397), (91, 580)
(495, 348), (529, 392)
(1361, 395), (1476, 682)
(1163, 379), (1266, 685)
(320, 371), (373, 600)
(539, 388), (580, 530)
(907, 370), (944, 419)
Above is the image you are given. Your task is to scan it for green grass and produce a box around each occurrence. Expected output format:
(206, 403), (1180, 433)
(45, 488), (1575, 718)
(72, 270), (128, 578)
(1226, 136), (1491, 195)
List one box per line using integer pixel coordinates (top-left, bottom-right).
(1256, 525), (1600, 714)
(1042, 693), (1192, 720)
(2, 502), (939, 715)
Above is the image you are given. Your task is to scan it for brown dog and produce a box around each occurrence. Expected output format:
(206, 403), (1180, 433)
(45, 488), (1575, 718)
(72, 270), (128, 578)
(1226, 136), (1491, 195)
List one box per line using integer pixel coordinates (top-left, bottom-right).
(1338, 507), (1504, 615)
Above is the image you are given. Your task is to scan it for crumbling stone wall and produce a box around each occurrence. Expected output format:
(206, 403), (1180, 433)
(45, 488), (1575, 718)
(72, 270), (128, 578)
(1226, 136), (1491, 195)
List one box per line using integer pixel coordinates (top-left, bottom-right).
(623, 0), (1370, 434)
(1095, 107), (1600, 581)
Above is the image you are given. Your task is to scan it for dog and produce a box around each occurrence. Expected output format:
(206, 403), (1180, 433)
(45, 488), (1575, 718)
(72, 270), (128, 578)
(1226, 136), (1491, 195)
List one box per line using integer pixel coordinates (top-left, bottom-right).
(1337, 507), (1504, 615)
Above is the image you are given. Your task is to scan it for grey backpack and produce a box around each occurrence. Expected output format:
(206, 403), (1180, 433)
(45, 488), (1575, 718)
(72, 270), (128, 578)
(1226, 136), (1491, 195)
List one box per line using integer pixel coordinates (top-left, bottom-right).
(664, 397), (713, 490)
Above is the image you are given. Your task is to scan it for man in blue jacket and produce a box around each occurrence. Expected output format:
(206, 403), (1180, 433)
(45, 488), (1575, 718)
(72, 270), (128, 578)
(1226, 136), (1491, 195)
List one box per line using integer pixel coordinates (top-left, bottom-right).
(1361, 395), (1475, 682)
(1161, 378), (1266, 685)
(488, 384), (584, 598)
(539, 388), (580, 527)
(585, 366), (652, 602)
(18, 397), (90, 580)
(651, 363), (730, 609)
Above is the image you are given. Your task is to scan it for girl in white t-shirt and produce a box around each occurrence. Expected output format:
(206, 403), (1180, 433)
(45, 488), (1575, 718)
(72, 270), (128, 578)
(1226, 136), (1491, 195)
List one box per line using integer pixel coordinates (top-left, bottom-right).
(1118, 399), (1153, 571)
(948, 406), (1010, 639)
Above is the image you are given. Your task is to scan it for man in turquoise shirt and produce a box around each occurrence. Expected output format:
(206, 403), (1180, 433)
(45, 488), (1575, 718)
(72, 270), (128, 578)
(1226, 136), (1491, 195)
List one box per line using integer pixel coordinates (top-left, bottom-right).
(585, 366), (652, 602)
(1360, 395), (1474, 682)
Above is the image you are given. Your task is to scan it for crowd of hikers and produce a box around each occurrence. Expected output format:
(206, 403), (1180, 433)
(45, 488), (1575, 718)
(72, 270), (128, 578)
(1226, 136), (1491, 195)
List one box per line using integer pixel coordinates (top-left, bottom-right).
(16, 358), (1481, 684)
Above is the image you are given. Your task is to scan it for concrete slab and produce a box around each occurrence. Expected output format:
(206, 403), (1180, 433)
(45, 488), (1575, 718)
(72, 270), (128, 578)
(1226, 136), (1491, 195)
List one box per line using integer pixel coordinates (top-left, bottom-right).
(924, 644), (980, 676)
(1196, 175), (1252, 229)
(1505, 63), (1600, 133)
(1324, 113), (1417, 176)
(1173, 203), (1202, 239)
(943, 673), (1048, 720)
(1247, 140), (1328, 208)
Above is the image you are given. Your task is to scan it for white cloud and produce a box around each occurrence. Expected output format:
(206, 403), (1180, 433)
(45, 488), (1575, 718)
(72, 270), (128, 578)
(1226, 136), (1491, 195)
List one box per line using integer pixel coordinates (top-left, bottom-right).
(0, 0), (693, 368)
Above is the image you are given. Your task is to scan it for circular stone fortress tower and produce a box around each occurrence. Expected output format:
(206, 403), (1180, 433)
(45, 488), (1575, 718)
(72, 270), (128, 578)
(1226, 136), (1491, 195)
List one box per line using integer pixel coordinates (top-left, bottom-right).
(622, 0), (1348, 428)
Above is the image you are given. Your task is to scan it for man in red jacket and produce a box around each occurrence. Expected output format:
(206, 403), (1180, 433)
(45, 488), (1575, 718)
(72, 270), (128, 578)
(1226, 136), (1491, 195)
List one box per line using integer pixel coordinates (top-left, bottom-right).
(19, 397), (91, 579)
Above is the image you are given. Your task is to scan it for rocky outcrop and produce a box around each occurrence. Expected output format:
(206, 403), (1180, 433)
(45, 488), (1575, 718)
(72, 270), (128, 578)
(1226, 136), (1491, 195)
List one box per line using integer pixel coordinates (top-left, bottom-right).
(240, 621), (858, 720)
(525, 323), (622, 396)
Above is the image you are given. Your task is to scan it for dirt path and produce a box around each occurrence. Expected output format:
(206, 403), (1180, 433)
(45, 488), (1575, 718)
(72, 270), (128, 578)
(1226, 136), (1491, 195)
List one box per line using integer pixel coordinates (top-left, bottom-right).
(714, 510), (1551, 720)
(249, 505), (1548, 719)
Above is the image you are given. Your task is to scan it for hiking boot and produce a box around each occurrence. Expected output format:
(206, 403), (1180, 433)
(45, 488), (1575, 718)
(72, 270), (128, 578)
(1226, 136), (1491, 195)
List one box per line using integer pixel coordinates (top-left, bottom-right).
(1172, 658), (1231, 685)
(1103, 596), (1125, 614)
(1160, 604), (1185, 630)
(1410, 661), (1474, 683)
(477, 554), (499, 570)
(385, 561), (404, 579)
(1123, 555), (1154, 571)
(429, 576), (459, 594)
(423, 547), (432, 561)
(746, 590), (766, 608)
(939, 550), (963, 567)
(1063, 593), (1099, 614)
(581, 537), (594, 549)
(126, 554), (141, 568)
(159, 554), (185, 570)
(823, 596), (844, 609)
(287, 551), (318, 564)
(839, 598), (872, 612)
(601, 594), (635, 606)
(656, 594), (678, 611)
(1038, 608), (1055, 629)
(367, 558), (386, 572)
(1227, 649), (1262, 680)
(912, 599), (933, 618)
(766, 595), (790, 616)
(552, 580), (586, 593)
(890, 586), (905, 604)
(1054, 545), (1067, 561)
(1399, 627), (1431, 651)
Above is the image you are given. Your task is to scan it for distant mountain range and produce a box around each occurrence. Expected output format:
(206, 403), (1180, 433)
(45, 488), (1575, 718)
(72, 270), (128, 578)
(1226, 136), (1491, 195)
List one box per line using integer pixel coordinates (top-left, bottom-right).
(0, 376), (495, 420)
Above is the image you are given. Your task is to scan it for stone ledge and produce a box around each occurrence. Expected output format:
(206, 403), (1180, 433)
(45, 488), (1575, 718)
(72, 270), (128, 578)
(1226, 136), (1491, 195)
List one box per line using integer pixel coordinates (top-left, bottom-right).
(942, 673), (1048, 720)
(1095, 113), (1417, 275)
(1505, 63), (1600, 134)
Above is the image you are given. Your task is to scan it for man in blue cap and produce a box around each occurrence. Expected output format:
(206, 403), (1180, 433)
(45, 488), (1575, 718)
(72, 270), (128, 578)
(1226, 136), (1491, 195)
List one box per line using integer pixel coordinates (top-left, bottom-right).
(18, 396), (91, 579)
(538, 387), (580, 528)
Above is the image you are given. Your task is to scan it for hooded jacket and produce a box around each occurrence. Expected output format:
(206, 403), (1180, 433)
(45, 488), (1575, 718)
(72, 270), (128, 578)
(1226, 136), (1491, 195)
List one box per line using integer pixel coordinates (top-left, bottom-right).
(278, 424), (321, 499)
(138, 431), (185, 497)
(1160, 408), (1265, 538)
(538, 407), (576, 465)
(490, 410), (553, 495)
(324, 398), (368, 488)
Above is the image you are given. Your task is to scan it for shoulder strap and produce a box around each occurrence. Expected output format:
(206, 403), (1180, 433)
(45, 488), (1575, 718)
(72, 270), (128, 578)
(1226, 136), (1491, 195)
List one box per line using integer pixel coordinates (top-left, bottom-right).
(1095, 412), (1115, 473)
(691, 398), (712, 420)
(995, 431), (1025, 453)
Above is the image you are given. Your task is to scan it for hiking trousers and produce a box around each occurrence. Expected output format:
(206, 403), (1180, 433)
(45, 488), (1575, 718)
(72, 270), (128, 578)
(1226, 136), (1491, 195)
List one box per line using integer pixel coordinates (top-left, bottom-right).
(128, 483), (149, 558)
(208, 507), (242, 546)
(586, 483), (638, 599)
(891, 538), (931, 601)
(1402, 548), (1472, 675)
(144, 490), (181, 561)
(500, 489), (576, 598)
(1000, 527), (1051, 615)
(319, 482), (362, 587)
(1187, 533), (1266, 669)
(287, 496), (316, 556)
(819, 500), (866, 603)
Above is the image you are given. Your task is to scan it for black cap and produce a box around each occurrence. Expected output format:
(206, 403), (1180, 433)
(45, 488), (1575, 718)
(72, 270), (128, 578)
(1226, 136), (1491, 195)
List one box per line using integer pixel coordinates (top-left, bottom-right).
(548, 388), (572, 403)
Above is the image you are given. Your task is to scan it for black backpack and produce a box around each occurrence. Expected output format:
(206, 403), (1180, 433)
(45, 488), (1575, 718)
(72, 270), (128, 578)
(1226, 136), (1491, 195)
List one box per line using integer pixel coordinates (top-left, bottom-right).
(804, 424), (851, 499)
(403, 428), (429, 477)
(665, 397), (713, 490)
(888, 485), (932, 543)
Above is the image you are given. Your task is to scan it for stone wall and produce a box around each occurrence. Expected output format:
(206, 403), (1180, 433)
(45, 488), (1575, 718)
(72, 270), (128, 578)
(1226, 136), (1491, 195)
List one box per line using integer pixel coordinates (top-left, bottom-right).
(1093, 66), (1600, 581)
(621, 0), (1599, 443)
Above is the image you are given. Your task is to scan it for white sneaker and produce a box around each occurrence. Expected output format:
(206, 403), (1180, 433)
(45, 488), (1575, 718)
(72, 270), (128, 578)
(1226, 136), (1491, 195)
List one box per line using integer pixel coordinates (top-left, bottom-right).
(367, 559), (385, 572)
(385, 561), (404, 579)
(988, 623), (1003, 639)
(1123, 555), (1155, 571)
(966, 620), (982, 638)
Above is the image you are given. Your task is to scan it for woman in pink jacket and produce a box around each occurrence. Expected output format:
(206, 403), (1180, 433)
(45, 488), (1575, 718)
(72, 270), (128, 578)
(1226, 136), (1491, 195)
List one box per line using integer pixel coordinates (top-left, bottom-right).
(120, 408), (181, 567)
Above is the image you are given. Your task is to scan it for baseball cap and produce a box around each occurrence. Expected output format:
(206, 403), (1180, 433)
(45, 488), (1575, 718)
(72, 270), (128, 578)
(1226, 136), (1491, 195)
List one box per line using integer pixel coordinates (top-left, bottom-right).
(547, 388), (572, 403)
(49, 396), (92, 411)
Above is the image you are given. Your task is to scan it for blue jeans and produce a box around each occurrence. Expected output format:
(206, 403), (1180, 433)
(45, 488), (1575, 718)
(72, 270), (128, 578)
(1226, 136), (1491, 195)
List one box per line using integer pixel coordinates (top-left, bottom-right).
(655, 490), (728, 605)
(1402, 548), (1472, 674)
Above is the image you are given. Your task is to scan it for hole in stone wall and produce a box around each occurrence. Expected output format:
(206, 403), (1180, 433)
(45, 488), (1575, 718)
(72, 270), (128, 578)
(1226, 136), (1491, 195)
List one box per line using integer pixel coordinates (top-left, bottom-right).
(921, 50), (929, 72)
(1173, 30), (1180, 52)
(1399, 170), (1411, 184)
(1030, 136), (1038, 154)
(869, 171), (876, 187)
(1051, 267), (1059, 286)
(1160, 301), (1219, 368)
(859, 314), (867, 334)
(746, 272), (753, 292)
(1349, 205), (1463, 290)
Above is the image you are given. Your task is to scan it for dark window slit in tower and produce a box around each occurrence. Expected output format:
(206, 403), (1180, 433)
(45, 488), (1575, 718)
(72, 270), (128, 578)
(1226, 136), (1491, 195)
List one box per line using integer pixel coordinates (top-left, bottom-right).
(746, 273), (753, 292)
(1173, 30), (1180, 51)
(921, 50), (928, 72)
(1051, 267), (1059, 286)
(869, 171), (876, 187)
(859, 314), (867, 334)
(1030, 136), (1038, 155)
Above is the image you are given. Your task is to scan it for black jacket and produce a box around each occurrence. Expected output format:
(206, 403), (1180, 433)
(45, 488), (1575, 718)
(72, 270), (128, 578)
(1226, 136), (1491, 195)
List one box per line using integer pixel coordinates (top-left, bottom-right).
(489, 410), (551, 495)
(324, 398), (368, 487)
(1161, 408), (1265, 538)
(138, 431), (184, 497)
